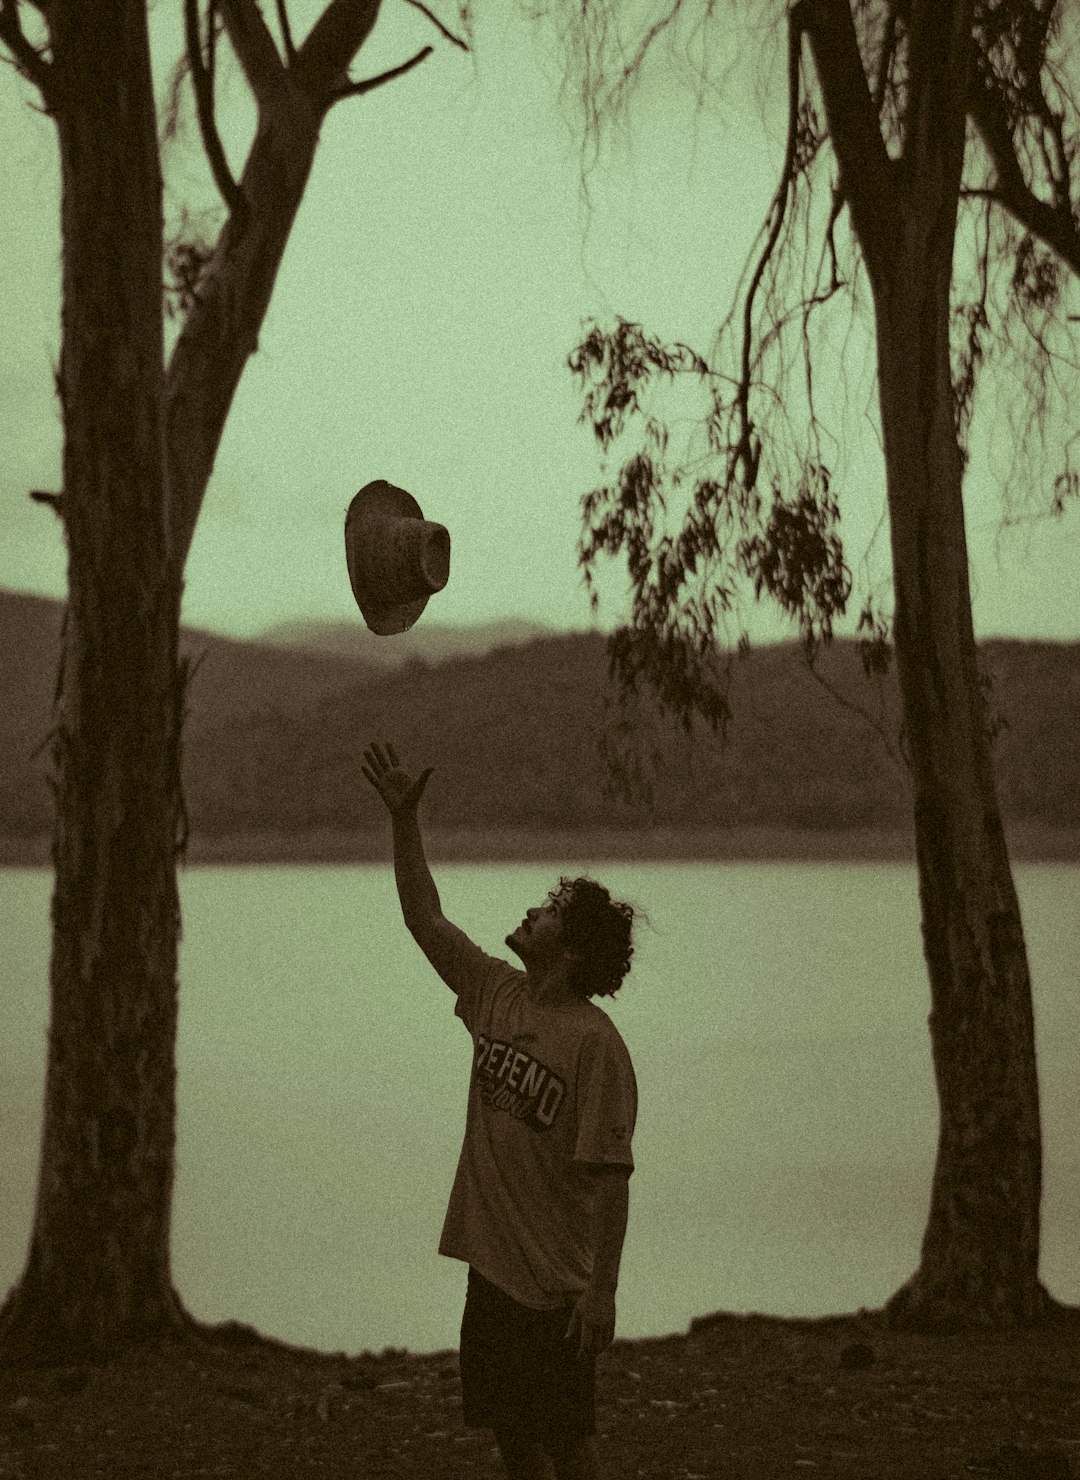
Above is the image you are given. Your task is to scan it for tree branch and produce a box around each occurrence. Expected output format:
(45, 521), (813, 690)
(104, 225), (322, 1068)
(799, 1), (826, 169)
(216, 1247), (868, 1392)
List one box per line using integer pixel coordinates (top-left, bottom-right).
(822, 179), (845, 291)
(332, 42), (432, 100)
(165, 119), (323, 570)
(904, 0), (975, 190)
(219, 0), (286, 113)
(293, 0), (382, 102)
(795, 0), (898, 266)
(274, 0), (296, 63)
(403, 0), (468, 51)
(185, 0), (244, 216)
(733, 5), (805, 482)
(870, 0), (903, 114)
(29, 487), (63, 516)
(805, 647), (906, 772)
(967, 58), (1080, 278)
(0, 0), (56, 107)
(207, 0), (219, 90)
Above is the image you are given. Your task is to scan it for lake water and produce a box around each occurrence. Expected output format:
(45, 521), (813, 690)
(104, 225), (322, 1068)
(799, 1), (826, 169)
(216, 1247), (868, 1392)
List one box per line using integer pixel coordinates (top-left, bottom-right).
(2, 861), (1078, 1356)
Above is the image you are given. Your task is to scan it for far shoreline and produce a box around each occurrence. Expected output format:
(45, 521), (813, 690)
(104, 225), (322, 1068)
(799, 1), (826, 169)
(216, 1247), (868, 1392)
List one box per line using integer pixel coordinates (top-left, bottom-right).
(3, 823), (1079, 868)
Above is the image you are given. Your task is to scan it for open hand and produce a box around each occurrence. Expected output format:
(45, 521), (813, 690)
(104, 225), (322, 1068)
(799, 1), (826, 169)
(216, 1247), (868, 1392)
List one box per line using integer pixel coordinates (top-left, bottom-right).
(564, 1288), (616, 1360)
(362, 741), (433, 816)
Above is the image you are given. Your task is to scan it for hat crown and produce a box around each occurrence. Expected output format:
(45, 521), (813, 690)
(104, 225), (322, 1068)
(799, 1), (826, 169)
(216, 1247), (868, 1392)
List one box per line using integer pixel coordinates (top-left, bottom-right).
(344, 480), (450, 635)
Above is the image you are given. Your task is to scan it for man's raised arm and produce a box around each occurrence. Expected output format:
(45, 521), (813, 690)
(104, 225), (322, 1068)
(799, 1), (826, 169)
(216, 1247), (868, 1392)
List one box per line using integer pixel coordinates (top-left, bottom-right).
(362, 740), (439, 929)
(361, 740), (477, 992)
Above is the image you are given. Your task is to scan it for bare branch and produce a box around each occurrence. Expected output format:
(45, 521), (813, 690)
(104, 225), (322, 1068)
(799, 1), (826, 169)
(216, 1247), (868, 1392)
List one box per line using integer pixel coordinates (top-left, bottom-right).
(734, 7), (806, 485)
(29, 487), (63, 516)
(162, 46), (191, 145)
(207, 0), (219, 90)
(904, 0), (976, 179)
(795, 0), (898, 266)
(293, 0), (381, 101)
(804, 648), (906, 772)
(967, 58), (1080, 278)
(822, 180), (845, 290)
(219, 0), (286, 113)
(333, 43), (432, 100)
(185, 0), (244, 217)
(608, 2), (684, 115)
(871, 0), (903, 113)
(274, 0), (296, 63)
(0, 0), (56, 107)
(403, 0), (468, 51)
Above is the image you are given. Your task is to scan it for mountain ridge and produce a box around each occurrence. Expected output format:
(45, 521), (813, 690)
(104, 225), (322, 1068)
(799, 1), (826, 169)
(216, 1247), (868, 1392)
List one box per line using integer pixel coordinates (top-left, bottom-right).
(3, 588), (1078, 856)
(254, 615), (558, 666)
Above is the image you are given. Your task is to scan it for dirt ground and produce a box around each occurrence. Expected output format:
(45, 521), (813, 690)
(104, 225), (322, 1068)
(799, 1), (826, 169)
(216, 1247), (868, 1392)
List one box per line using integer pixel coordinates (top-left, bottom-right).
(2, 1303), (1079, 1480)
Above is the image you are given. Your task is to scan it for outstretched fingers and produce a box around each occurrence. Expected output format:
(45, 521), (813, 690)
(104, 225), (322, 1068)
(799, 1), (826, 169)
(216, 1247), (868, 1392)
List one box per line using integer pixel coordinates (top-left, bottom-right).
(362, 741), (432, 815)
(361, 741), (392, 789)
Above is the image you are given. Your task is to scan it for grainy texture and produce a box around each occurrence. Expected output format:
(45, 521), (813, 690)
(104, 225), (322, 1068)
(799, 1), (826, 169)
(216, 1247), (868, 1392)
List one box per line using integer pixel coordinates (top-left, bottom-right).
(5, 825), (1080, 870)
(2, 1305), (1079, 1479)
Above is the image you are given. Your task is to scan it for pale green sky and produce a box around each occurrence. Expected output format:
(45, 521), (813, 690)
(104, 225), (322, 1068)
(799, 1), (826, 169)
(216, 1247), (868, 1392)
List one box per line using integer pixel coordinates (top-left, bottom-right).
(1, 1), (1078, 641)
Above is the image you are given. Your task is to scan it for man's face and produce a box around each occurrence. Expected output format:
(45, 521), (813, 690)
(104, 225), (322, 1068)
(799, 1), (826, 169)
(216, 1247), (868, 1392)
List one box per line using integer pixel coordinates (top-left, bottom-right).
(505, 893), (568, 969)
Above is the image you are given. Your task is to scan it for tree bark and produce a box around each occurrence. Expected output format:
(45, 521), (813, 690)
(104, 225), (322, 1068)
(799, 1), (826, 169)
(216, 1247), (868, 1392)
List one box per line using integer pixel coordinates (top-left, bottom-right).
(873, 245), (1047, 1329)
(802, 0), (1047, 1327)
(1, 0), (410, 1365)
(0, 0), (190, 1362)
(862, 9), (1044, 1328)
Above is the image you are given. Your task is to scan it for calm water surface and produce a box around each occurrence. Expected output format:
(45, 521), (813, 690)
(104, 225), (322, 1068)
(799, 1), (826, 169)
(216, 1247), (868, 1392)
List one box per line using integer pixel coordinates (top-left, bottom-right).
(2, 861), (1078, 1355)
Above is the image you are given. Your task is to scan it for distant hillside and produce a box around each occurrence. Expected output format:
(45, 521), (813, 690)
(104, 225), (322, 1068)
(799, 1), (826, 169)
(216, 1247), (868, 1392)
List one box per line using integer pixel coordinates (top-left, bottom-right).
(0, 589), (374, 835)
(3, 587), (1079, 853)
(177, 632), (1079, 842)
(257, 616), (555, 667)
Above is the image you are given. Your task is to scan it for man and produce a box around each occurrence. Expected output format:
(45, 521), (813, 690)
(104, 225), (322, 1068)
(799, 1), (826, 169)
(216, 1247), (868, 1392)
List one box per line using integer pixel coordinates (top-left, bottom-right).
(362, 740), (639, 1480)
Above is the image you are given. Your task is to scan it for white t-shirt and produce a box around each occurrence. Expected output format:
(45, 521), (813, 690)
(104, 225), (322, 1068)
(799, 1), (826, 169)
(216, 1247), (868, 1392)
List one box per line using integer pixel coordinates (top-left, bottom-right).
(436, 931), (637, 1309)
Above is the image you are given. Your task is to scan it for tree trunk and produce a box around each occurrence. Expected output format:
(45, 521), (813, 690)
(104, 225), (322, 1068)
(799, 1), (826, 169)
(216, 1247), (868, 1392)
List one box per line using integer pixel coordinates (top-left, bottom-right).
(871, 191), (1046, 1332)
(800, 0), (1048, 1332)
(1, 0), (395, 1364)
(0, 1), (190, 1363)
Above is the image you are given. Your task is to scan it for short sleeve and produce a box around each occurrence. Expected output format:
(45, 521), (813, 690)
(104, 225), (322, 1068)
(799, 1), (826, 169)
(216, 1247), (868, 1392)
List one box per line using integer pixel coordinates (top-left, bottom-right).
(573, 1027), (637, 1172)
(447, 935), (517, 1034)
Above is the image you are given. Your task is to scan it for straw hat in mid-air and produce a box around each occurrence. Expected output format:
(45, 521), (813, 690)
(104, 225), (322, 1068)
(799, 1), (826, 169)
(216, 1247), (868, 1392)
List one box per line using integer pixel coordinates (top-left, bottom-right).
(344, 480), (451, 635)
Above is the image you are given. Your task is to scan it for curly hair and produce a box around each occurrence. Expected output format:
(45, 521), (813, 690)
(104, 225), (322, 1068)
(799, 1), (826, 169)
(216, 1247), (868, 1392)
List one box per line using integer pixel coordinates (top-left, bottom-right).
(548, 875), (637, 1000)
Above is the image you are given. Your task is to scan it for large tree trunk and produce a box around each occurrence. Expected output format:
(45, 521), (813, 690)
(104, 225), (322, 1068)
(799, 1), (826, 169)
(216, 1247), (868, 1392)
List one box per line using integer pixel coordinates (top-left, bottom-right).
(871, 146), (1045, 1336)
(0, 0), (394, 1365)
(0, 1), (190, 1362)
(803, 0), (1048, 1332)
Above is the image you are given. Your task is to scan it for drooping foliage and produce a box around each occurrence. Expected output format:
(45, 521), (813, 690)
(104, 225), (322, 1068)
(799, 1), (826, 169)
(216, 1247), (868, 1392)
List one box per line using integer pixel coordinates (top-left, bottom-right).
(549, 0), (1080, 736)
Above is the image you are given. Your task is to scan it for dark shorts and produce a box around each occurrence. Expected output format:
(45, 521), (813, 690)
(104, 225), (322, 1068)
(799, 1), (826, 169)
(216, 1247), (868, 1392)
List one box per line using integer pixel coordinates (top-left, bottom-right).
(458, 1266), (596, 1448)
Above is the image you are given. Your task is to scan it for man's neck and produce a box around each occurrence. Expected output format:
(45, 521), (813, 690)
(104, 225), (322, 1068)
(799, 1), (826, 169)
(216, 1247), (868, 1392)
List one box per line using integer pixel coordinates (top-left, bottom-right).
(524, 963), (577, 1007)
